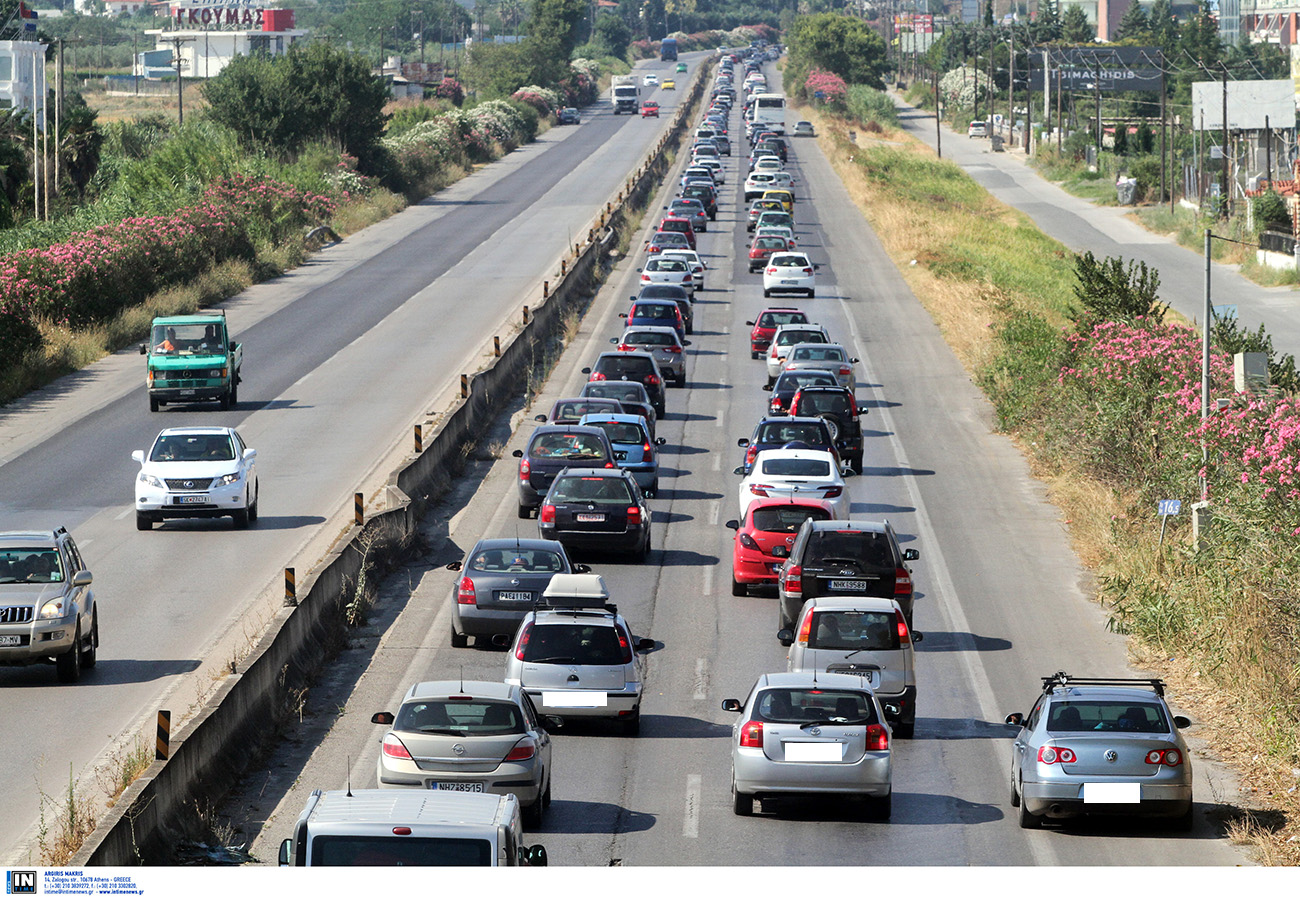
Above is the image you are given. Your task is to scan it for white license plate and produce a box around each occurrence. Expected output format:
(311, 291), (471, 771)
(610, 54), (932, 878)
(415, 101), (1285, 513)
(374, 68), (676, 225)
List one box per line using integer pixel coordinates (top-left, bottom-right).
(496, 591), (532, 602)
(429, 782), (484, 793)
(1083, 782), (1141, 803)
(179, 389), (195, 396)
(784, 741), (844, 762)
(175, 495), (209, 504)
(0, 635), (23, 647)
(543, 691), (608, 708)
(781, 279), (798, 285)
(576, 513), (605, 523)
(829, 580), (867, 590)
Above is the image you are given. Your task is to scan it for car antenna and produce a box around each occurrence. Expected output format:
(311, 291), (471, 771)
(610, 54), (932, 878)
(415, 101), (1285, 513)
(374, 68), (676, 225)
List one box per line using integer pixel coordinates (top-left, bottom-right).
(459, 667), (466, 695)
(346, 757), (352, 797)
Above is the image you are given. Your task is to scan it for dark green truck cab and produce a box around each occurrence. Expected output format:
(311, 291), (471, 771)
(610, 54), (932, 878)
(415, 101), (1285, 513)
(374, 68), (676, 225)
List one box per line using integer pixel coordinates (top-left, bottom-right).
(140, 312), (243, 411)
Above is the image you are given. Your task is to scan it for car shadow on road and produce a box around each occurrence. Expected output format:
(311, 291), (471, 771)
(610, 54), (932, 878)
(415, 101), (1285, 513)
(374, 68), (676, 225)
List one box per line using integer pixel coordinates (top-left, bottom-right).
(532, 800), (656, 835)
(850, 502), (916, 515)
(638, 713), (732, 739)
(861, 429), (896, 438)
(0, 658), (202, 687)
(664, 412), (716, 422)
(756, 792), (1002, 825)
(655, 488), (722, 502)
(651, 510), (695, 524)
(656, 443), (709, 455)
(904, 716), (1017, 741)
(237, 515), (328, 531)
(914, 631), (1013, 653)
(687, 381), (731, 390)
(859, 398), (901, 410)
(656, 548), (719, 567)
(859, 465), (935, 478)
(232, 399), (313, 412)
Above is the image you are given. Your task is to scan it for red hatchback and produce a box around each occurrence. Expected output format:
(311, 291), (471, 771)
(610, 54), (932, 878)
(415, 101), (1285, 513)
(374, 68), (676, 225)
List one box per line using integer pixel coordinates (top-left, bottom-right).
(657, 216), (696, 250)
(725, 498), (837, 595)
(746, 307), (810, 359)
(641, 101), (660, 117)
(749, 235), (790, 273)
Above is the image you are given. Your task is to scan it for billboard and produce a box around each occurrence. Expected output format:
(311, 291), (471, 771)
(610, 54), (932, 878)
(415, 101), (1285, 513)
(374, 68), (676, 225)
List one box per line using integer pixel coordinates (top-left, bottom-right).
(1029, 46), (1164, 93)
(1190, 79), (1297, 130)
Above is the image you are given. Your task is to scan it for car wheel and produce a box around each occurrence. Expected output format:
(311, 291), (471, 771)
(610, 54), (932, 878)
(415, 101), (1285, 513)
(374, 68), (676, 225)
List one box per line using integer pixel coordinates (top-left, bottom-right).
(136, 513), (153, 531)
(229, 382), (238, 407)
(850, 455), (864, 475)
(731, 577), (747, 597)
(450, 627), (468, 648)
(56, 623), (82, 683)
(82, 608), (98, 670)
(524, 791), (545, 828)
(751, 350), (760, 359)
(732, 778), (753, 816)
(232, 507), (250, 529)
(517, 503), (532, 520)
(1009, 773), (1020, 807)
(248, 488), (259, 524)
(649, 478), (659, 496)
(1172, 802), (1194, 832)
(639, 533), (652, 562)
(808, 290), (815, 299)
(621, 709), (641, 737)
(218, 390), (231, 411)
(149, 396), (159, 412)
(542, 776), (553, 809)
(763, 288), (771, 298)
(1017, 781), (1041, 829)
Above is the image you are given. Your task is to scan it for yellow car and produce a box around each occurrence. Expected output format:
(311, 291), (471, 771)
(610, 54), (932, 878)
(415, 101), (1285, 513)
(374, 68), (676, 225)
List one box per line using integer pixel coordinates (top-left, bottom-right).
(662, 79), (676, 90)
(761, 189), (795, 213)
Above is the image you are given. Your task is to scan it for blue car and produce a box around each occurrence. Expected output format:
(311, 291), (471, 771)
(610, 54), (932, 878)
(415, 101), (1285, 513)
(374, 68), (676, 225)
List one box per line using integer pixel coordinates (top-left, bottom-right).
(580, 413), (666, 496)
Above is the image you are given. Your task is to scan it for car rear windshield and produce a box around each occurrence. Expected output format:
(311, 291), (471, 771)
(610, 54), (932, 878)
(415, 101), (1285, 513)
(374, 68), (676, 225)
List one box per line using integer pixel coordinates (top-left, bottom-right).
(469, 548), (565, 573)
(750, 505), (832, 533)
(585, 383), (646, 402)
(626, 331), (675, 346)
(631, 304), (677, 322)
(805, 531), (893, 567)
(588, 422), (646, 445)
(794, 392), (853, 417)
(648, 258), (688, 272)
(776, 330), (826, 347)
(640, 285), (688, 299)
(552, 475), (635, 504)
(1046, 701), (1170, 733)
(758, 311), (809, 328)
(597, 356), (655, 377)
(311, 836), (492, 867)
(555, 401), (617, 420)
(0, 549), (65, 584)
(756, 422), (830, 446)
(149, 433), (236, 462)
(395, 699), (525, 735)
(760, 457), (830, 477)
(776, 372), (837, 390)
(808, 610), (899, 651)
(755, 238), (787, 250)
(771, 255), (810, 268)
(754, 688), (877, 724)
(529, 432), (607, 460)
(791, 346), (846, 361)
(523, 623), (629, 665)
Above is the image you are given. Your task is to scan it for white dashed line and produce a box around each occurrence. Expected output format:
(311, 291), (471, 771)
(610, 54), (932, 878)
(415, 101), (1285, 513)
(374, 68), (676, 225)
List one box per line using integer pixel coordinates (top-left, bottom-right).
(693, 658), (709, 700)
(683, 774), (702, 838)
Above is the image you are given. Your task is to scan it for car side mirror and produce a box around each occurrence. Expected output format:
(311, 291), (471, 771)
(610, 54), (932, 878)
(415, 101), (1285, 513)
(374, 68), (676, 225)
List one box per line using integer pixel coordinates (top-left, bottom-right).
(737, 437), (750, 447)
(682, 340), (692, 347)
(618, 313), (628, 319)
(581, 367), (592, 374)
(858, 406), (870, 415)
(762, 383), (773, 392)
(636, 638), (655, 652)
(724, 519), (740, 530)
(131, 450), (145, 464)
(1004, 713), (1025, 727)
(1173, 715), (1192, 729)
(534, 414), (548, 422)
(609, 337), (618, 344)
(771, 545), (789, 558)
(777, 628), (794, 646)
(850, 358), (860, 364)
(746, 321), (755, 326)
(904, 549), (919, 561)
(721, 699), (743, 712)
(732, 466), (745, 475)
(139, 344), (147, 355)
(72, 570), (93, 587)
(491, 633), (512, 648)
(524, 845), (548, 867)
(655, 437), (667, 446)
(911, 631), (924, 643)
(512, 449), (524, 458)
(813, 264), (821, 270)
(371, 711), (394, 725)
(446, 561), (463, 571)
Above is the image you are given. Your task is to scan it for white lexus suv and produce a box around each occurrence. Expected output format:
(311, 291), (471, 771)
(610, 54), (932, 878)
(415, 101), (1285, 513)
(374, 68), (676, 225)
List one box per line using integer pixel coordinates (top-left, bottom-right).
(132, 427), (258, 530)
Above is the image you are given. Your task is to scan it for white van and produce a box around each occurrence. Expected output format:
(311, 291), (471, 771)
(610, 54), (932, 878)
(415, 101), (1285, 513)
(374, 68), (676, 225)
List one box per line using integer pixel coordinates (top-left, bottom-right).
(278, 789), (548, 866)
(751, 93), (786, 135)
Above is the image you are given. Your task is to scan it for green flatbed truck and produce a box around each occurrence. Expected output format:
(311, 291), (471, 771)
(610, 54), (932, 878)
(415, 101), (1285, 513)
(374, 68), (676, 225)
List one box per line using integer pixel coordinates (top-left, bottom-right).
(140, 312), (243, 411)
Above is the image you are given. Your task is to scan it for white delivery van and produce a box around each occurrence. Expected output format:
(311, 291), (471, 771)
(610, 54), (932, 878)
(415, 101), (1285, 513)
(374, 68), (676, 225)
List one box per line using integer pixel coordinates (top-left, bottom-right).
(278, 789), (547, 866)
(751, 93), (787, 135)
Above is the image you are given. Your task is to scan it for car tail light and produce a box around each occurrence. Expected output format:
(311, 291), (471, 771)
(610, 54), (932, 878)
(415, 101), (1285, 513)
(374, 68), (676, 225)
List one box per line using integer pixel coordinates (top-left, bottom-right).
(803, 267), (813, 275)
(770, 397), (783, 413)
(821, 486), (842, 498)
(682, 275), (692, 284)
(518, 458), (530, 483)
(642, 441), (654, 462)
(748, 484), (770, 497)
(866, 724), (890, 751)
(783, 564), (802, 594)
(746, 445), (758, 468)
(1146, 749), (1183, 766)
(740, 720), (764, 747)
(504, 741), (537, 762)
(627, 505), (642, 525)
(797, 613), (813, 643)
(616, 624), (634, 663)
(838, 366), (851, 376)
(539, 504), (556, 524)
(895, 608), (911, 644)
(604, 461), (615, 468)
(647, 375), (660, 386)
(457, 576), (477, 605)
(382, 734), (413, 760)
(894, 567), (913, 597)
(769, 345), (779, 359)
(617, 343), (634, 352)
(515, 623), (533, 661)
(590, 371), (606, 381)
(1038, 745), (1076, 764)
(766, 266), (777, 275)
(667, 345), (682, 353)
(738, 532), (761, 551)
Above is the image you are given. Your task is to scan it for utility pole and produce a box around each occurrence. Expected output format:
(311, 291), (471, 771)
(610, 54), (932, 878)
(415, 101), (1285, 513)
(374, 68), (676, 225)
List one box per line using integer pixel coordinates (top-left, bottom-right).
(1094, 55), (1102, 155)
(1221, 66), (1230, 217)
(1160, 67), (1167, 204)
(161, 36), (195, 126)
(1009, 26), (1015, 146)
(1056, 69), (1062, 152)
(934, 68), (941, 158)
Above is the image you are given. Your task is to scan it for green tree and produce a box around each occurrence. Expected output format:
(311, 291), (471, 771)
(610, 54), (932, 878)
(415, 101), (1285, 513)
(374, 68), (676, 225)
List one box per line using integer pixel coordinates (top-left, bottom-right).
(58, 101), (103, 200)
(524, 0), (587, 84)
(1145, 0), (1178, 53)
(1072, 252), (1165, 326)
(593, 13), (632, 58)
(784, 12), (887, 97)
(202, 43), (389, 172)
(1033, 0), (1063, 43)
(1113, 0), (1149, 41)
(1179, 0), (1222, 73)
(1062, 5), (1093, 43)
(984, 0), (994, 26)
(467, 41), (536, 97)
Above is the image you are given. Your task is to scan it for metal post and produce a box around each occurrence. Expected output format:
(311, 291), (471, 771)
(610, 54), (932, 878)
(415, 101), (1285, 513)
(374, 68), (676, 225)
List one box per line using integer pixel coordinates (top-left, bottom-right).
(354, 493), (364, 526)
(1265, 114), (1272, 186)
(284, 567), (297, 608)
(414, 424), (423, 453)
(1221, 68), (1229, 217)
(156, 710), (171, 760)
(1160, 69), (1167, 204)
(934, 68), (941, 158)
(1202, 229), (1212, 498)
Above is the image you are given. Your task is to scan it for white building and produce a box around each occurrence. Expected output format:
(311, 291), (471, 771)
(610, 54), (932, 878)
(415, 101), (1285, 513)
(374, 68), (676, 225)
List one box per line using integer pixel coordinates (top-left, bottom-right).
(0, 39), (48, 122)
(144, 3), (307, 79)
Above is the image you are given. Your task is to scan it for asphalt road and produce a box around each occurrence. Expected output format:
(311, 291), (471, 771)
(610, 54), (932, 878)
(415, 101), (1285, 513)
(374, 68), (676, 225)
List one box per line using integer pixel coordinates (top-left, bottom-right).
(0, 55), (699, 862)
(223, 64), (1249, 868)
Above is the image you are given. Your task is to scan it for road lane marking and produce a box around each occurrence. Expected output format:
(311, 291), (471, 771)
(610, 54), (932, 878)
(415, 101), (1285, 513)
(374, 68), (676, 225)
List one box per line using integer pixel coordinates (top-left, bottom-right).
(712, 454), (721, 471)
(114, 509), (131, 520)
(708, 503), (720, 525)
(693, 658), (708, 700)
(702, 565), (714, 596)
(683, 774), (701, 838)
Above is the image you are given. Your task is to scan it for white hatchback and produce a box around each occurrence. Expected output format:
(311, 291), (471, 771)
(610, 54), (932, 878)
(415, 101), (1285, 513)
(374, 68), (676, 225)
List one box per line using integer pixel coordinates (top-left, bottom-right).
(659, 249), (708, 290)
(132, 426), (258, 530)
(639, 255), (696, 296)
(695, 157), (726, 185)
(734, 448), (851, 520)
(763, 251), (817, 298)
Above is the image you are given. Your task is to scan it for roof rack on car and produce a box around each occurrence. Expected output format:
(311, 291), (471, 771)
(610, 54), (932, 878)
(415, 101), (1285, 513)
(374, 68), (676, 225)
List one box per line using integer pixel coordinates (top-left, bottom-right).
(1040, 671), (1166, 696)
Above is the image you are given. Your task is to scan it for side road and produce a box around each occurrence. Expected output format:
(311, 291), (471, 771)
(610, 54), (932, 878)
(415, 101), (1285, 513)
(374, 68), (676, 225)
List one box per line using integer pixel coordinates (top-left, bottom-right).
(889, 94), (1300, 359)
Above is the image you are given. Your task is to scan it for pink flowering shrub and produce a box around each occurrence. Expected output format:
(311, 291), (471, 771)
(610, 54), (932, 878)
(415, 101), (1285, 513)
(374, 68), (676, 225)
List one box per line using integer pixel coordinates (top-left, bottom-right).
(434, 77), (464, 106)
(805, 68), (848, 106)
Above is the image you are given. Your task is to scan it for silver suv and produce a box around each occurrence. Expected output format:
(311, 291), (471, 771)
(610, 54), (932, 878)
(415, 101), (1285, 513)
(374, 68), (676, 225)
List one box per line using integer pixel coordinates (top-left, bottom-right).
(0, 527), (99, 682)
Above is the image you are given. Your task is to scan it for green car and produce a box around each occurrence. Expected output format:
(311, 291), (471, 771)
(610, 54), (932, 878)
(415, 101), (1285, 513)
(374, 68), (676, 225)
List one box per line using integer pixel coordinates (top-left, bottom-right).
(675, 62), (687, 73)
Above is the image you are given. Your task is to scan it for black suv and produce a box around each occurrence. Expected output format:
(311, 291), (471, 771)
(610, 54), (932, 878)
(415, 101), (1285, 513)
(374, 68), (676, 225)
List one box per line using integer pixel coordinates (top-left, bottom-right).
(777, 520), (920, 630)
(512, 425), (616, 519)
(681, 183), (717, 220)
(788, 386), (869, 474)
(583, 353), (667, 417)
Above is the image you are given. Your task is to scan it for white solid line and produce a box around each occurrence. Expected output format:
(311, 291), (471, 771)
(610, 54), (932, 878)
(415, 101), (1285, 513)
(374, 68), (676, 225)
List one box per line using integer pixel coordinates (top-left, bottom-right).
(114, 508), (132, 520)
(683, 774), (702, 839)
(693, 658), (708, 700)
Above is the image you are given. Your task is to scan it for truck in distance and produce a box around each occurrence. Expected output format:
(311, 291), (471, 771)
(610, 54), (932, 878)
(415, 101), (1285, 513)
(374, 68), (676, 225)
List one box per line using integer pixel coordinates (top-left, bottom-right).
(611, 75), (640, 114)
(140, 311), (242, 411)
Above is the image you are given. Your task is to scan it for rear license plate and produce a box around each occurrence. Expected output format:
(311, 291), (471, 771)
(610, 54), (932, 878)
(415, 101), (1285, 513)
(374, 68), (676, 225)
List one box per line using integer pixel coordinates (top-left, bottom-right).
(543, 691), (608, 708)
(176, 495), (208, 504)
(1083, 782), (1141, 803)
(179, 389), (195, 396)
(429, 782), (484, 793)
(495, 591), (533, 602)
(829, 580), (867, 590)
(576, 513), (605, 522)
(784, 742), (844, 762)
(0, 635), (23, 647)
(614, 452), (628, 461)
(781, 279), (798, 285)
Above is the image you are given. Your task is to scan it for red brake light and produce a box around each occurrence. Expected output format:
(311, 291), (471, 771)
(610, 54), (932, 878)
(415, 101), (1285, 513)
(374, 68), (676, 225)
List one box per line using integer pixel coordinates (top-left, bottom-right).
(641, 273), (650, 281)
(590, 371), (606, 381)
(895, 608), (911, 644)
(738, 532), (760, 551)
(667, 345), (682, 353)
(647, 375), (660, 386)
(749, 484), (770, 497)
(540, 504), (556, 524)
(784, 564), (802, 594)
(519, 458), (531, 482)
(821, 486), (842, 498)
(839, 366), (851, 376)
(894, 567), (913, 596)
(740, 720), (764, 747)
(803, 267), (813, 275)
(618, 343), (634, 352)
(617, 624), (634, 663)
(1146, 749), (1183, 766)
(604, 461), (615, 468)
(797, 612), (813, 643)
(457, 576), (477, 605)
(642, 441), (654, 461)
(627, 505), (642, 524)
(866, 724), (890, 751)
(683, 275), (692, 283)
(1038, 745), (1077, 764)
(504, 741), (537, 762)
(382, 734), (413, 760)
(746, 445), (758, 467)
(770, 397), (782, 413)
(515, 623), (532, 661)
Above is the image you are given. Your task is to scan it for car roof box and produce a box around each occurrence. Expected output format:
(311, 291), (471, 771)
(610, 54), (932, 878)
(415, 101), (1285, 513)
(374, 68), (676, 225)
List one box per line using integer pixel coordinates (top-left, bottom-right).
(541, 573), (612, 609)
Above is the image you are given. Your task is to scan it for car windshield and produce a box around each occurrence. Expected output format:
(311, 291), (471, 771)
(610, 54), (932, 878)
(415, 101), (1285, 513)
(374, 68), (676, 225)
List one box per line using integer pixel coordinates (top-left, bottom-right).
(807, 611), (899, 651)
(795, 392), (853, 416)
(587, 422), (646, 445)
(750, 505), (832, 533)
(791, 346), (846, 361)
(776, 330), (825, 347)
(149, 433), (236, 462)
(530, 433), (607, 460)
(150, 322), (223, 355)
(758, 311), (809, 328)
(0, 549), (65, 584)
(756, 422), (829, 445)
(1046, 701), (1170, 733)
(806, 531), (892, 566)
(523, 623), (628, 665)
(394, 699), (524, 736)
(648, 258), (687, 271)
(760, 458), (830, 477)
(755, 688), (875, 724)
(469, 548), (565, 573)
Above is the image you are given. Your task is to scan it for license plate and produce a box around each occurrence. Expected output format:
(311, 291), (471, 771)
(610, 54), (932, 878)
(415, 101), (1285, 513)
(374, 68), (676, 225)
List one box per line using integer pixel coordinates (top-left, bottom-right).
(543, 691), (607, 708)
(829, 580), (867, 590)
(576, 513), (605, 522)
(179, 389), (195, 396)
(614, 451), (628, 461)
(176, 495), (208, 504)
(0, 635), (22, 647)
(495, 591), (533, 602)
(429, 782), (484, 793)
(1083, 782), (1141, 803)
(784, 741), (844, 762)
(781, 279), (798, 285)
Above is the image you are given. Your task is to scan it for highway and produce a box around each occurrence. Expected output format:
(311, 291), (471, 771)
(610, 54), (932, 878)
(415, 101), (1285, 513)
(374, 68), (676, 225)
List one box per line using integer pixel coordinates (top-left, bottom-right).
(0, 56), (697, 862)
(220, 62), (1250, 867)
